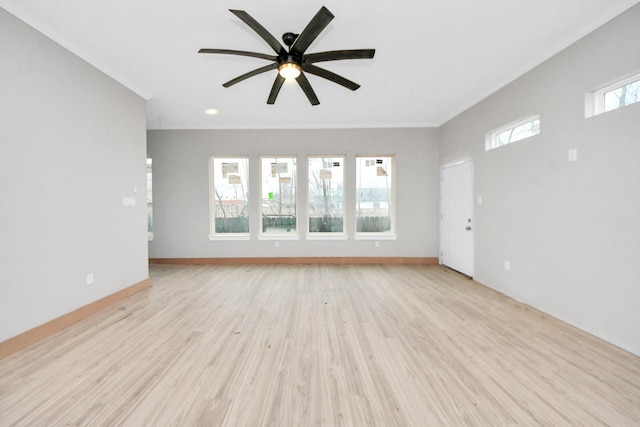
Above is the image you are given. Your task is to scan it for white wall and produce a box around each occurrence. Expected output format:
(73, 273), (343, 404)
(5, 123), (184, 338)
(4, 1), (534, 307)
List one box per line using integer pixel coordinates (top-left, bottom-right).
(147, 128), (439, 259)
(0, 9), (149, 342)
(439, 4), (640, 355)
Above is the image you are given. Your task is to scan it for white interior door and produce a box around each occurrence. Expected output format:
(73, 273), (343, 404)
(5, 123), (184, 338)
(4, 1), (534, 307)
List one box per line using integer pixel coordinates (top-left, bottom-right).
(440, 161), (474, 277)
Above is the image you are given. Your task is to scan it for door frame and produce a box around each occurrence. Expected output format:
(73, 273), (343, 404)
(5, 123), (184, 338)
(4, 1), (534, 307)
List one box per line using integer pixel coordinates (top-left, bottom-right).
(439, 160), (475, 277)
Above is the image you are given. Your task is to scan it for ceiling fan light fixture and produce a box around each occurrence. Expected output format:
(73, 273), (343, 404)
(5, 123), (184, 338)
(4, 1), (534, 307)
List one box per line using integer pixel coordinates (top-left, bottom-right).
(199, 7), (375, 105)
(278, 62), (301, 80)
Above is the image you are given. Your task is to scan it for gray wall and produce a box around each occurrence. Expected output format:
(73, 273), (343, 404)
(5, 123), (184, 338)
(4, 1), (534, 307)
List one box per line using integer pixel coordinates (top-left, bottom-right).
(439, 4), (640, 355)
(0, 9), (149, 342)
(147, 128), (439, 259)
(3, 2), (636, 358)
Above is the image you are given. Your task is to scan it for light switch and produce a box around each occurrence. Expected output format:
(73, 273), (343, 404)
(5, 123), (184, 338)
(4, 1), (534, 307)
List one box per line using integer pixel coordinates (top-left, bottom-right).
(568, 149), (577, 162)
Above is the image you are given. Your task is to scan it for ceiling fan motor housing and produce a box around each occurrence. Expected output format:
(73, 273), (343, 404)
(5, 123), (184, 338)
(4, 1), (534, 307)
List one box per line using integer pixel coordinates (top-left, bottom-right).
(282, 32), (299, 48)
(278, 53), (302, 67)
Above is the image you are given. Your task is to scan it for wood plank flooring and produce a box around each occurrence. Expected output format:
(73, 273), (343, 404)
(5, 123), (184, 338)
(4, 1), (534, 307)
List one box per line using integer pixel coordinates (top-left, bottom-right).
(1, 264), (639, 426)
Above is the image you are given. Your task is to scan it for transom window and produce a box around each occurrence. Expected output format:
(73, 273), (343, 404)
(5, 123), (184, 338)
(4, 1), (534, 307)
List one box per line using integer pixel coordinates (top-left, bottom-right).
(603, 77), (640, 112)
(486, 115), (540, 151)
(586, 72), (640, 117)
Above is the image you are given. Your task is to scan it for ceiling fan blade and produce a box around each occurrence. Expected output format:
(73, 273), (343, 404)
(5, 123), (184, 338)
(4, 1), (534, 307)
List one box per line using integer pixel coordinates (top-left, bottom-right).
(223, 63), (278, 87)
(290, 6), (334, 56)
(267, 75), (286, 104)
(229, 9), (287, 56)
(304, 49), (376, 64)
(198, 48), (276, 61)
(302, 64), (361, 91)
(296, 73), (320, 105)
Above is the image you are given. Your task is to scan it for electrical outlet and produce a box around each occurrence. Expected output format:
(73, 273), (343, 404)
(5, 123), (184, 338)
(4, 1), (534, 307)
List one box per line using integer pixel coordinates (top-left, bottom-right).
(122, 196), (136, 207)
(275, 241), (279, 248)
(86, 273), (94, 285)
(504, 261), (511, 271)
(375, 241), (380, 248)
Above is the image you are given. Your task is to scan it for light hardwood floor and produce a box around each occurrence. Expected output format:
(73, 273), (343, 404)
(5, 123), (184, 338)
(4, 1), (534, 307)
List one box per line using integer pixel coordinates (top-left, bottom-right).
(1, 264), (639, 426)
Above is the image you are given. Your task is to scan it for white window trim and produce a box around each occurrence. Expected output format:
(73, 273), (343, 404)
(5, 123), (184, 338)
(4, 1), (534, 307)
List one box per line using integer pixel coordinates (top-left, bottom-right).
(354, 155), (396, 237)
(354, 233), (398, 241)
(307, 155), (347, 239)
(209, 156), (251, 238)
(257, 234), (300, 241)
(306, 233), (349, 241)
(208, 234), (251, 241)
(259, 156), (299, 238)
(586, 71), (640, 118)
(485, 114), (540, 151)
(146, 158), (154, 240)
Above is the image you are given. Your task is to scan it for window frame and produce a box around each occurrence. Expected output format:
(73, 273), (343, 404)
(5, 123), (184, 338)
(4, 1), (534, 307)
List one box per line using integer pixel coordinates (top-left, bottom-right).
(208, 156), (251, 241)
(485, 114), (541, 151)
(354, 155), (397, 240)
(257, 155), (300, 240)
(146, 158), (154, 241)
(587, 72), (640, 117)
(306, 155), (347, 240)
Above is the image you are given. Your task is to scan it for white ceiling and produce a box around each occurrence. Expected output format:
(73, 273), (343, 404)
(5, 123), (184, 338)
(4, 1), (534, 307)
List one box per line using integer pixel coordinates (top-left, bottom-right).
(2, 0), (639, 129)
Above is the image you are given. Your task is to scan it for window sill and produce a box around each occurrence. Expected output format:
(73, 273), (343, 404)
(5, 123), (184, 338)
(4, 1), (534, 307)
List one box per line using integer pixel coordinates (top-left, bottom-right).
(208, 234), (251, 241)
(257, 234), (300, 241)
(354, 233), (397, 241)
(306, 233), (349, 241)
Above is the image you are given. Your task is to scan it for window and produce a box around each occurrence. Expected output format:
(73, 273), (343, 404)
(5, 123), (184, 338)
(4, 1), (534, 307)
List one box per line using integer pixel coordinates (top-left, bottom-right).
(587, 72), (640, 117)
(146, 158), (153, 239)
(308, 156), (345, 235)
(486, 115), (540, 151)
(603, 75), (640, 113)
(260, 156), (297, 235)
(210, 157), (250, 238)
(604, 78), (640, 111)
(356, 156), (394, 235)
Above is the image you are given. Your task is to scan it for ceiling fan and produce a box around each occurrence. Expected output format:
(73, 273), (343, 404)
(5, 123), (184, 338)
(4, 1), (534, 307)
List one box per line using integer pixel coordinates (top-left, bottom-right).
(198, 6), (375, 105)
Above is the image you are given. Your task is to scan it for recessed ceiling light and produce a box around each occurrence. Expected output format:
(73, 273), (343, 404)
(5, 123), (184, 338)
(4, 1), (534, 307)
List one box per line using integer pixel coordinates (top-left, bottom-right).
(204, 108), (219, 115)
